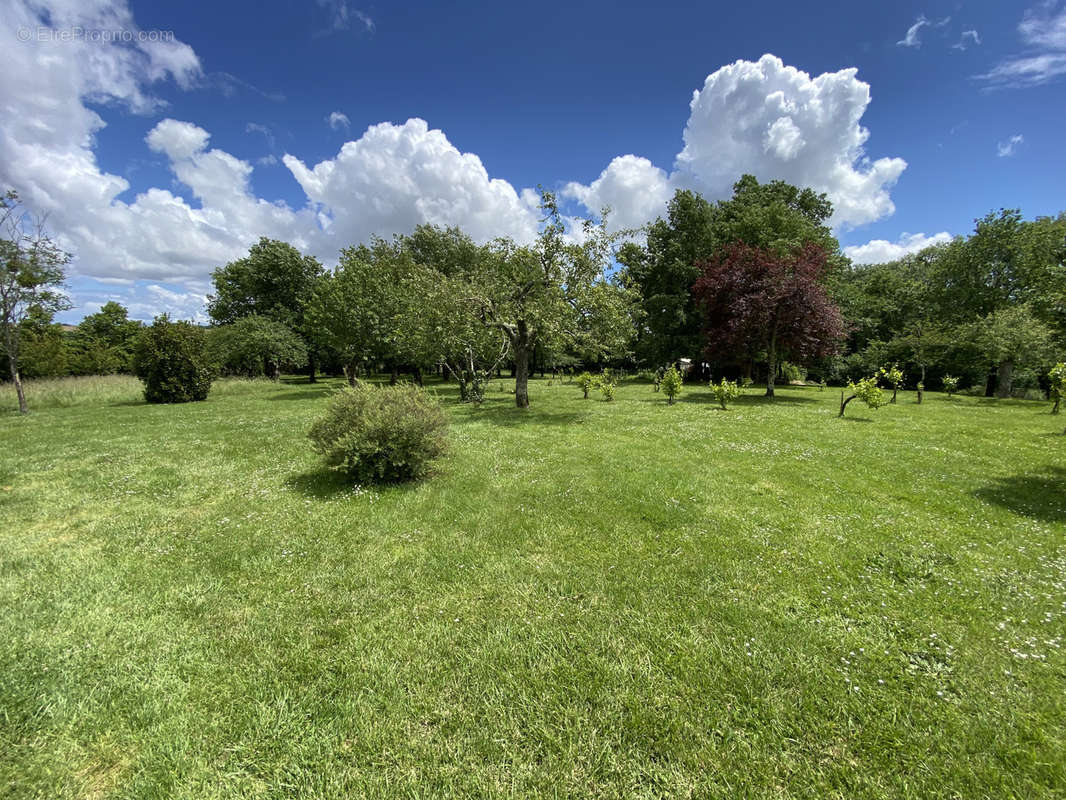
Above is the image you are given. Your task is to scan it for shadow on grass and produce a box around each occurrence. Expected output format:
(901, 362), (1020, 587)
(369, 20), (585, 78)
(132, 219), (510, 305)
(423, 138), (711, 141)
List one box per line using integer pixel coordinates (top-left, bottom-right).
(677, 390), (819, 406)
(450, 404), (586, 427)
(974, 466), (1066, 523)
(269, 388), (337, 402)
(285, 469), (354, 499)
(839, 415), (875, 423)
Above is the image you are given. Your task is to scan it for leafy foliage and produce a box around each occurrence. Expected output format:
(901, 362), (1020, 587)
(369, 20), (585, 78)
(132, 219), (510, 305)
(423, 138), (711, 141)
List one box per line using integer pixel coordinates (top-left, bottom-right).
(661, 365), (682, 404)
(711, 378), (740, 410)
(880, 363), (904, 403)
(577, 371), (594, 399)
(1049, 363), (1066, 414)
(593, 369), (616, 401)
(942, 375), (959, 397)
(132, 315), (213, 404)
(693, 242), (845, 396)
(308, 383), (448, 484)
(0, 190), (71, 412)
(208, 315), (308, 379)
(839, 376), (885, 417)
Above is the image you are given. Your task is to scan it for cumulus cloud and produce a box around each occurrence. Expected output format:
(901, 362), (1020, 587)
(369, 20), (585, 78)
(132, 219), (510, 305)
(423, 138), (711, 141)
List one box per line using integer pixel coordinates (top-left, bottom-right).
(1, 0), (543, 319)
(283, 119), (540, 247)
(978, 2), (1066, 87)
(2, 3), (909, 321)
(844, 232), (953, 265)
(566, 55), (907, 232)
(997, 134), (1025, 157)
(327, 111), (351, 131)
(897, 15), (950, 48)
(562, 156), (672, 232)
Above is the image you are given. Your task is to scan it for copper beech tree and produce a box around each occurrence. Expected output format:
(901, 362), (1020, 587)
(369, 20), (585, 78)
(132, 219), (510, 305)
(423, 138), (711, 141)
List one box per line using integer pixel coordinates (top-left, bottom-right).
(693, 243), (845, 397)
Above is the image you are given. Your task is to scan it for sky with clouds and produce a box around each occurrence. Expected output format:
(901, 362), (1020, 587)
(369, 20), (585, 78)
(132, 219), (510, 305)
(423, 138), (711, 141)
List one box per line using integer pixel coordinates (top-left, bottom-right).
(1, 0), (1064, 322)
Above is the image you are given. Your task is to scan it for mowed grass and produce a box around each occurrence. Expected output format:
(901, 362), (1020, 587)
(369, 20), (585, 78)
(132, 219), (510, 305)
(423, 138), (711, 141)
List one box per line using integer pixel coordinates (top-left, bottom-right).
(1, 375), (1064, 798)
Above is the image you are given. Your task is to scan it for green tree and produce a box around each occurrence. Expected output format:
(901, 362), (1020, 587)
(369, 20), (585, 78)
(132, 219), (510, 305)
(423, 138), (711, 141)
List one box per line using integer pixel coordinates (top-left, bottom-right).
(974, 305), (1054, 398)
(209, 315), (308, 379)
(132, 316), (214, 404)
(0, 190), (71, 413)
(208, 238), (324, 379)
(72, 301), (141, 374)
(471, 191), (636, 408)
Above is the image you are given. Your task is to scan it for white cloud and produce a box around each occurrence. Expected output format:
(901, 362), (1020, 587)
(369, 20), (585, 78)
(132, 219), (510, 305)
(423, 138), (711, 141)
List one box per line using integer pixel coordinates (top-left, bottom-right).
(562, 156), (672, 232)
(951, 30), (982, 51)
(897, 14), (950, 48)
(327, 111), (351, 131)
(566, 56), (906, 232)
(1, 0), (543, 321)
(844, 232), (953, 265)
(283, 119), (540, 247)
(979, 2), (1066, 87)
(997, 134), (1024, 157)
(316, 1), (374, 34)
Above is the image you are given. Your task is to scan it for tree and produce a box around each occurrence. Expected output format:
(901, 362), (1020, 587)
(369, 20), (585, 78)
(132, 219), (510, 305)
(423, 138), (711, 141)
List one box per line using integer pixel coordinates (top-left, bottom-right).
(209, 315), (308, 379)
(620, 177), (841, 371)
(471, 191), (636, 408)
(974, 305), (1054, 398)
(208, 238), (324, 379)
(1049, 363), (1066, 415)
(661, 366), (682, 404)
(304, 243), (407, 386)
(132, 316), (214, 404)
(839, 376), (885, 417)
(72, 301), (141, 374)
(0, 190), (71, 413)
(693, 242), (845, 397)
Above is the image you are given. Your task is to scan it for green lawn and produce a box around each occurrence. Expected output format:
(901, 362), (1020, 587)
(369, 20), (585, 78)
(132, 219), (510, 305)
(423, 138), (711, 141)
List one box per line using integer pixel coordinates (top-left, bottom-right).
(1, 376), (1064, 798)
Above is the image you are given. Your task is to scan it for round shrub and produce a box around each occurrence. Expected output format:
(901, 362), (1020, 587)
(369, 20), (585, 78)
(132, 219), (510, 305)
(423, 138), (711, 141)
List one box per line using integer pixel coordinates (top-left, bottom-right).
(132, 315), (214, 403)
(308, 383), (448, 483)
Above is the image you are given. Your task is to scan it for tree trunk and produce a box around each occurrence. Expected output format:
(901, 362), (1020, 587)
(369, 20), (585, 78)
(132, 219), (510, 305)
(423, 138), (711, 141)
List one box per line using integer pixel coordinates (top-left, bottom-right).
(390, 366), (399, 385)
(1053, 398), (1061, 415)
(512, 320), (531, 408)
(307, 354), (317, 384)
(412, 367), (423, 386)
(10, 363), (28, 414)
(984, 368), (996, 397)
(917, 386), (923, 404)
(995, 360), (1013, 399)
(765, 337), (776, 398)
(839, 391), (856, 417)
(891, 388), (897, 404)
(343, 360), (359, 387)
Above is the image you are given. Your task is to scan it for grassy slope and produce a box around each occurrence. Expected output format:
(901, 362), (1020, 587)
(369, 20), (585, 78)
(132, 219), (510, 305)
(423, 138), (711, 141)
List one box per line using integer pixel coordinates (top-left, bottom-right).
(1, 376), (1064, 798)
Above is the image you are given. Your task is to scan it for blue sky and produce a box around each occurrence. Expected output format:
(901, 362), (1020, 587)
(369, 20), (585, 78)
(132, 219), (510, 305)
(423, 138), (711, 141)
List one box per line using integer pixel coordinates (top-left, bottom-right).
(2, 0), (1064, 322)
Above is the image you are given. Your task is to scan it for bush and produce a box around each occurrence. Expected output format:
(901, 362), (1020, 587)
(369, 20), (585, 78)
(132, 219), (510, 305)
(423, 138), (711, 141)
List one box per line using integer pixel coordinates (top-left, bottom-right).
(879, 363), (904, 403)
(781, 361), (807, 383)
(941, 375), (959, 397)
(132, 315), (214, 403)
(661, 366), (682, 404)
(711, 378), (740, 409)
(308, 383), (448, 484)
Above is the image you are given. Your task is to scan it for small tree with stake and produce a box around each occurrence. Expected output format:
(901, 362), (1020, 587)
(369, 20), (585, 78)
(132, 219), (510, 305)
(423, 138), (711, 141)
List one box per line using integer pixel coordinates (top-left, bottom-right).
(1049, 363), (1065, 415)
(880, 363), (904, 404)
(839, 376), (886, 418)
(661, 366), (682, 405)
(0, 191), (71, 413)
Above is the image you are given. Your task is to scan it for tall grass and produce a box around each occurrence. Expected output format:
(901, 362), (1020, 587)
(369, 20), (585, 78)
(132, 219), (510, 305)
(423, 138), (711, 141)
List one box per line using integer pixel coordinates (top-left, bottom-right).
(1, 374), (283, 412)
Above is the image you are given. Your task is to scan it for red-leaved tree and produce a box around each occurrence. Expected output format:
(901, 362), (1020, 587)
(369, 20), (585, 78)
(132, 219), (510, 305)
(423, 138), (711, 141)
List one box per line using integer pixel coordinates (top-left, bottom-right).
(693, 243), (845, 397)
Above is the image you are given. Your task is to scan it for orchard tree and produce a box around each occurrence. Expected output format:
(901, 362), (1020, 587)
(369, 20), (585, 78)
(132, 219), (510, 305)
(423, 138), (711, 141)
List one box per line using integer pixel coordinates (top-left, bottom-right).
(661, 366), (682, 404)
(0, 191), (71, 413)
(209, 315), (308, 379)
(693, 242), (845, 398)
(208, 238), (324, 379)
(975, 305), (1054, 398)
(839, 376), (885, 417)
(1047, 363), (1065, 414)
(471, 191), (636, 408)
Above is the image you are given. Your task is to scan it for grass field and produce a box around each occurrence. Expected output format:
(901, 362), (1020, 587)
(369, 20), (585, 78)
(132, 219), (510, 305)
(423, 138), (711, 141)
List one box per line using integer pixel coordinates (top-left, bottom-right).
(1, 375), (1064, 798)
